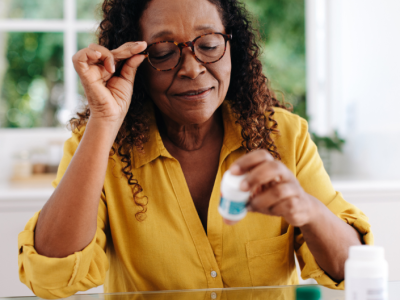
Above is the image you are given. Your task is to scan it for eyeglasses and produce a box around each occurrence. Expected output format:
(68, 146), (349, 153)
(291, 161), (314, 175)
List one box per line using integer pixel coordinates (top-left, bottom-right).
(140, 32), (232, 71)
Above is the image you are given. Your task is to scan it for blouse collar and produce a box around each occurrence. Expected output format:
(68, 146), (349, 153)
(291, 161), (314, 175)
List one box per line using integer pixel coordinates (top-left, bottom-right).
(132, 101), (243, 169)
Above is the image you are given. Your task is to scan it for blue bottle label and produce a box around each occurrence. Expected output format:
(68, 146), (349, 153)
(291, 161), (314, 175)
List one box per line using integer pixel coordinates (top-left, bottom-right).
(220, 196), (229, 211)
(220, 197), (246, 215)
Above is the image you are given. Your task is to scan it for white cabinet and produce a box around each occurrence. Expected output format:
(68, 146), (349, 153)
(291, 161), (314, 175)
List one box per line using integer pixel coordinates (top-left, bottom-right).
(333, 181), (400, 281)
(0, 211), (42, 297)
(0, 186), (104, 297)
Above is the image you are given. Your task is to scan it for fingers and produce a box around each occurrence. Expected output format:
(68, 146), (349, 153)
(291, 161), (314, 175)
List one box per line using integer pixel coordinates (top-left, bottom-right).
(230, 150), (274, 175)
(119, 54), (146, 85)
(223, 219), (239, 226)
(248, 182), (298, 214)
(84, 48), (102, 63)
(269, 197), (300, 217)
(88, 43), (115, 73)
(72, 48), (103, 74)
(74, 42), (148, 78)
(240, 160), (290, 192)
(111, 41), (147, 61)
(112, 42), (147, 84)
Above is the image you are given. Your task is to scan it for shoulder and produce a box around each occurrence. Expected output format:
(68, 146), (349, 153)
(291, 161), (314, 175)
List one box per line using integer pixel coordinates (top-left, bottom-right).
(71, 124), (87, 137)
(63, 125), (87, 152)
(269, 107), (308, 136)
(267, 107), (311, 167)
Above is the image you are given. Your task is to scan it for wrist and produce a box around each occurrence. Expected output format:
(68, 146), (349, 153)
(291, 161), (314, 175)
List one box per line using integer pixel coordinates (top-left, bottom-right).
(299, 194), (322, 230)
(87, 116), (123, 135)
(85, 117), (122, 149)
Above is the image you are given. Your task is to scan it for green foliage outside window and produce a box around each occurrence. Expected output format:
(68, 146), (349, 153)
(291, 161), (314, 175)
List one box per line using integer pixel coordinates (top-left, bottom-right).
(0, 32), (63, 127)
(77, 0), (103, 20)
(245, 0), (345, 166)
(245, 0), (306, 119)
(0, 0), (306, 128)
(3, 0), (63, 19)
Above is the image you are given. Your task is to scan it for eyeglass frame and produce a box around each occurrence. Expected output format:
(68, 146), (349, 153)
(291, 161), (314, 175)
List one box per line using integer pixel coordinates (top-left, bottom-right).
(139, 32), (233, 71)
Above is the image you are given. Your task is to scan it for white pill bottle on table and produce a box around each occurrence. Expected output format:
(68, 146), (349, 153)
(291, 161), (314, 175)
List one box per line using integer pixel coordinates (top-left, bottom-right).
(218, 170), (250, 221)
(345, 245), (388, 300)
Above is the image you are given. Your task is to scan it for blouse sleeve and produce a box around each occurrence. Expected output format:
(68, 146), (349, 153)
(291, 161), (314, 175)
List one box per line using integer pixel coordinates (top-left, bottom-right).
(292, 117), (373, 290)
(18, 126), (109, 299)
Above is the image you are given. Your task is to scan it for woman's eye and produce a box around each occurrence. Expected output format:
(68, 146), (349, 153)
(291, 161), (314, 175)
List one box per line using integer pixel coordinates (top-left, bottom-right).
(199, 45), (218, 51)
(151, 52), (174, 60)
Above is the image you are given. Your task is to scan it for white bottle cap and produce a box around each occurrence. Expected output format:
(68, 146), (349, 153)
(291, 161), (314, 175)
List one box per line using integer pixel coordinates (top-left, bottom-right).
(221, 170), (249, 200)
(349, 245), (385, 261)
(222, 170), (246, 187)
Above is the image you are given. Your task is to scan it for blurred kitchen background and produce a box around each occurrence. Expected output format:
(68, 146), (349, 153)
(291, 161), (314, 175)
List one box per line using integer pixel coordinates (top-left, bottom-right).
(1, 0), (400, 297)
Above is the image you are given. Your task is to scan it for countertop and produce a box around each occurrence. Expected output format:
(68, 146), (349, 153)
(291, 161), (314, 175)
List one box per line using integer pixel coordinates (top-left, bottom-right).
(2, 282), (400, 300)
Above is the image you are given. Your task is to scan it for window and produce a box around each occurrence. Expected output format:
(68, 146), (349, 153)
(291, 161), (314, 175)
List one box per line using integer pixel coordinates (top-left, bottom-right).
(0, 0), (306, 128)
(246, 0), (306, 118)
(0, 0), (101, 128)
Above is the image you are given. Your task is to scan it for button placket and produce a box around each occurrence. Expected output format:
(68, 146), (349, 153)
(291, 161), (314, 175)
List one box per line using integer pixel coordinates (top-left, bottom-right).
(164, 158), (223, 289)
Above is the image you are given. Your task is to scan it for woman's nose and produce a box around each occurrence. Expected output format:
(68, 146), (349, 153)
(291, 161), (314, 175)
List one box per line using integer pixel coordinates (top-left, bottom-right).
(176, 48), (206, 79)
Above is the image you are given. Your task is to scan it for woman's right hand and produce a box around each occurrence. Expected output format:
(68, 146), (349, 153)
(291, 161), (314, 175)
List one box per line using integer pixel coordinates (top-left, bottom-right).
(72, 41), (147, 126)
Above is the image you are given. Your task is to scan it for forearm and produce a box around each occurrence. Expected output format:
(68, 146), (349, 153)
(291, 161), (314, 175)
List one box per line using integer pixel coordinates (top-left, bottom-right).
(35, 119), (120, 258)
(299, 195), (362, 282)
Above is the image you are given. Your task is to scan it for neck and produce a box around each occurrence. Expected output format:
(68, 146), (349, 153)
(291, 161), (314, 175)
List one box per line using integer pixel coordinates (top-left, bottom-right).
(157, 108), (223, 152)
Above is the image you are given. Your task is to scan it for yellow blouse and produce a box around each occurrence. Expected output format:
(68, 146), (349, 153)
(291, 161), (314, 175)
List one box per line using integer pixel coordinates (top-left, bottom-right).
(18, 102), (372, 299)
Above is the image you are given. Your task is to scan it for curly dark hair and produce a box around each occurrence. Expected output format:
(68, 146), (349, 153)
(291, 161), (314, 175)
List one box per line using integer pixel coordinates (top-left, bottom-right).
(70, 0), (291, 221)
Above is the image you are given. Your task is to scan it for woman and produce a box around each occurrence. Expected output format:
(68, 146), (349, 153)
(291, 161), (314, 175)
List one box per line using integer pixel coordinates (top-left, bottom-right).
(18, 0), (372, 298)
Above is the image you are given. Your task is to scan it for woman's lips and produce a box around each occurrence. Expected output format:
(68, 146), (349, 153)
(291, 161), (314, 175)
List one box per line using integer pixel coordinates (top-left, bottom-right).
(174, 87), (214, 100)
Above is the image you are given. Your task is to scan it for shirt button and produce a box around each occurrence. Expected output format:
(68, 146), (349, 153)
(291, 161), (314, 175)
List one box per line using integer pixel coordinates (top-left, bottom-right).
(211, 270), (217, 278)
(211, 292), (217, 299)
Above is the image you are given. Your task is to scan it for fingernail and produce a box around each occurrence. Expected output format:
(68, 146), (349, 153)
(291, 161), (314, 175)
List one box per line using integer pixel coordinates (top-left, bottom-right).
(112, 65), (115, 73)
(230, 165), (240, 174)
(240, 180), (249, 191)
(136, 41), (147, 46)
(95, 51), (102, 57)
(274, 176), (281, 183)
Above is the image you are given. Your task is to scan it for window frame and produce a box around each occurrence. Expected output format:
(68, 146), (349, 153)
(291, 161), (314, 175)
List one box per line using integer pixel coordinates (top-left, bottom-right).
(306, 0), (344, 137)
(0, 0), (99, 121)
(306, 0), (330, 136)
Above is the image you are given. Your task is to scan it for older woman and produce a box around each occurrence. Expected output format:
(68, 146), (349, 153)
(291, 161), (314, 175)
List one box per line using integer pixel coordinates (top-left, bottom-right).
(18, 0), (372, 298)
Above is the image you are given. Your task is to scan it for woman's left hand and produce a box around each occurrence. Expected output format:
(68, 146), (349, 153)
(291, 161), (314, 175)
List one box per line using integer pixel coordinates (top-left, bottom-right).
(227, 149), (317, 227)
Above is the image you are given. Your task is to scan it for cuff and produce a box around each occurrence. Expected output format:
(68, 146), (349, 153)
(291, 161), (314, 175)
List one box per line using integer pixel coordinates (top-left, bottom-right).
(18, 211), (103, 297)
(297, 242), (345, 289)
(297, 194), (374, 290)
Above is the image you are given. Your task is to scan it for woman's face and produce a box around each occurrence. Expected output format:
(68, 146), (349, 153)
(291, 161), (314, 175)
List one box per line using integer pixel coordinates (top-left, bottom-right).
(140, 0), (231, 125)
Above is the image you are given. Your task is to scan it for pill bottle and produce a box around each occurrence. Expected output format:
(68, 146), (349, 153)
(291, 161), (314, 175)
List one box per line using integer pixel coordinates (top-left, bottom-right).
(218, 170), (250, 221)
(345, 245), (388, 300)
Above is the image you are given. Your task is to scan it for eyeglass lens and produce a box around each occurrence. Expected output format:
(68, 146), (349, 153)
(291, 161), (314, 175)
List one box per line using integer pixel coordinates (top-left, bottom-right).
(147, 34), (226, 71)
